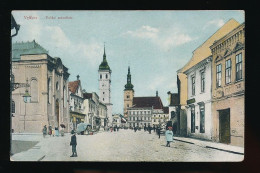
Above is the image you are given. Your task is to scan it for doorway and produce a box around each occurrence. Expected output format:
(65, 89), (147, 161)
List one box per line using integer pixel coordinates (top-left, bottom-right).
(219, 108), (230, 144)
(55, 99), (59, 126)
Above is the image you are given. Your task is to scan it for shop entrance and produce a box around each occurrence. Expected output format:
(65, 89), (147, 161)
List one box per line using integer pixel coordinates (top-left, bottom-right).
(219, 108), (230, 144)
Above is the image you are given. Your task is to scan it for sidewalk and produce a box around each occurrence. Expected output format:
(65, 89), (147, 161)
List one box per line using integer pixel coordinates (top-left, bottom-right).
(174, 136), (244, 155)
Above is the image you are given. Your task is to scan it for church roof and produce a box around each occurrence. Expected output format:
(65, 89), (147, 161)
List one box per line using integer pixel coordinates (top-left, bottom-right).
(68, 80), (80, 94)
(99, 46), (111, 71)
(12, 40), (48, 61)
(132, 96), (164, 109)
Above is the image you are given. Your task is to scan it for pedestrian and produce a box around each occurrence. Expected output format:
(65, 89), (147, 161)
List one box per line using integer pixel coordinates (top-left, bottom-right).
(165, 126), (173, 147)
(70, 130), (77, 157)
(42, 125), (47, 138)
(52, 128), (55, 137)
(148, 125), (151, 134)
(153, 126), (155, 132)
(110, 127), (113, 132)
(55, 127), (59, 136)
(48, 125), (52, 137)
(60, 128), (65, 137)
(157, 126), (161, 139)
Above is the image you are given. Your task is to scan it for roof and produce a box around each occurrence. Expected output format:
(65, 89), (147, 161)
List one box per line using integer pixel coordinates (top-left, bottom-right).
(99, 47), (111, 71)
(170, 93), (179, 106)
(178, 19), (240, 73)
(133, 97), (163, 109)
(83, 93), (92, 99)
(12, 40), (48, 61)
(68, 80), (80, 94)
(163, 107), (169, 114)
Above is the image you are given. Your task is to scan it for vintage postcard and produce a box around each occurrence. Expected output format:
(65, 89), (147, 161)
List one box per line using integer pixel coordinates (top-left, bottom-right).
(10, 10), (244, 161)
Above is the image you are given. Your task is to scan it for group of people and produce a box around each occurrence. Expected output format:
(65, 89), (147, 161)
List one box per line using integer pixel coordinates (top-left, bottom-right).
(110, 126), (119, 132)
(42, 125), (65, 138)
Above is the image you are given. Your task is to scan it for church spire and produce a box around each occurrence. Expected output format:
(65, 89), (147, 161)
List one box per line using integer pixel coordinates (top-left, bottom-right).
(99, 42), (110, 71)
(124, 66), (134, 90)
(103, 42), (106, 59)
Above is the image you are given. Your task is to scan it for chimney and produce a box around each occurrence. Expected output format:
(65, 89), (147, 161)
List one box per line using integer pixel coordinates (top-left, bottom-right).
(77, 75), (80, 80)
(156, 90), (158, 97)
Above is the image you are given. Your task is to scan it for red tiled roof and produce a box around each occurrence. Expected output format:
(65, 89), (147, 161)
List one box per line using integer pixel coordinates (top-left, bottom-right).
(170, 93), (179, 106)
(163, 107), (169, 114)
(68, 80), (80, 94)
(133, 97), (163, 109)
(83, 93), (92, 99)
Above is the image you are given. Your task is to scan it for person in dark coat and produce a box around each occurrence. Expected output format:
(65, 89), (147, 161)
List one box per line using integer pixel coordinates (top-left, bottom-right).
(70, 130), (77, 157)
(148, 125), (151, 134)
(157, 126), (161, 139)
(42, 125), (47, 138)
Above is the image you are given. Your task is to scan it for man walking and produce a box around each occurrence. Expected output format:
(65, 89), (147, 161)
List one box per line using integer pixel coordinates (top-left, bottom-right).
(157, 126), (161, 139)
(70, 130), (77, 157)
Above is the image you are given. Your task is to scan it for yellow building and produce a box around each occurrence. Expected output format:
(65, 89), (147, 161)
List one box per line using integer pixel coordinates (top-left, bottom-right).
(210, 23), (245, 147)
(123, 66), (134, 117)
(177, 19), (240, 136)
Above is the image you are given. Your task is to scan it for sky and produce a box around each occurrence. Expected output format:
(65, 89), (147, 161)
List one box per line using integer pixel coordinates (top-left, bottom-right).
(11, 10), (244, 114)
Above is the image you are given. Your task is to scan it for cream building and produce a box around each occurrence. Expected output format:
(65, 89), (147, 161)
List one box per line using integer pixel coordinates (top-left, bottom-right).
(177, 19), (241, 137)
(210, 23), (245, 147)
(183, 56), (212, 140)
(11, 41), (70, 133)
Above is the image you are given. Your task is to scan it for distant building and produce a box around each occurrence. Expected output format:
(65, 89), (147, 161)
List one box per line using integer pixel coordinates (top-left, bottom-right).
(68, 75), (85, 130)
(83, 92), (108, 129)
(11, 40), (70, 133)
(98, 45), (113, 126)
(210, 23), (245, 147)
(127, 93), (168, 128)
(112, 114), (122, 127)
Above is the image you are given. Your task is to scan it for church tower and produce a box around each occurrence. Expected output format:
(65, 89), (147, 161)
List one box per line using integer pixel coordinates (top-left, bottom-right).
(124, 66), (134, 117)
(98, 44), (113, 126)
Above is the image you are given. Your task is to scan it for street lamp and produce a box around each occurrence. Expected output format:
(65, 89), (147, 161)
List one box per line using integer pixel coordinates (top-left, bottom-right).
(22, 79), (31, 131)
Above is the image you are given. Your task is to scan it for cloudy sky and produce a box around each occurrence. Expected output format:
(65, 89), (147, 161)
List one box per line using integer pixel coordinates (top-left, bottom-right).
(12, 10), (244, 114)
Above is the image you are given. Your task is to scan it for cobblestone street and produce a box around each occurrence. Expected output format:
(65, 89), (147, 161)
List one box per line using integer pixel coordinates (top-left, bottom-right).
(11, 129), (243, 162)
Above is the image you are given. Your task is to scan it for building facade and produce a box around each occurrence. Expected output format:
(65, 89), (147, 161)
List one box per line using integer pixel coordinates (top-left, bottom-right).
(184, 56), (212, 140)
(68, 75), (85, 130)
(210, 23), (245, 147)
(98, 46), (113, 126)
(11, 41), (70, 133)
(127, 107), (152, 128)
(83, 92), (107, 129)
(177, 19), (240, 137)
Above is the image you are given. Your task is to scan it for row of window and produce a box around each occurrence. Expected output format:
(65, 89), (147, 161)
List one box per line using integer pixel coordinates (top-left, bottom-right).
(190, 104), (205, 133)
(216, 53), (242, 87)
(129, 117), (151, 121)
(128, 110), (151, 115)
(191, 53), (243, 95)
(100, 74), (109, 79)
(191, 70), (205, 96)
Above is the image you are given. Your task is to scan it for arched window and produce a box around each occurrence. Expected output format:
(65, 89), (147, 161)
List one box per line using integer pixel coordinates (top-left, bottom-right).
(100, 74), (102, 79)
(31, 78), (38, 102)
(48, 78), (52, 104)
(56, 82), (59, 90)
(106, 74), (108, 79)
(12, 100), (15, 113)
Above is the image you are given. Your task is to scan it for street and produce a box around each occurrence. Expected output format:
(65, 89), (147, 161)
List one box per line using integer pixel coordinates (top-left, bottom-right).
(11, 129), (243, 162)
(13, 129), (244, 162)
